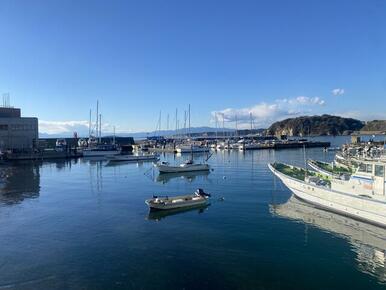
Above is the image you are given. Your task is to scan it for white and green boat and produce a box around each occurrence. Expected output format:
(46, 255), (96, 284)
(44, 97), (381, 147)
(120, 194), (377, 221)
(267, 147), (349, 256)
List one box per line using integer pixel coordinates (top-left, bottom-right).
(269, 161), (386, 227)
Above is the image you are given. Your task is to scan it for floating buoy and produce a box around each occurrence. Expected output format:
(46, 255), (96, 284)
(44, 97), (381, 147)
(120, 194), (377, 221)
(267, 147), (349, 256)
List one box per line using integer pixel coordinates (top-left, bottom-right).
(223, 176), (226, 179)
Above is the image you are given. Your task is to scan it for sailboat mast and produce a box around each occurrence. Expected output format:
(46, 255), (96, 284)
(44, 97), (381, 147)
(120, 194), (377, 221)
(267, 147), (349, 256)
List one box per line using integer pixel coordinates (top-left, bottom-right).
(215, 112), (218, 141)
(89, 109), (92, 138)
(96, 100), (99, 140)
(188, 104), (191, 138)
(175, 108), (178, 137)
(235, 114), (238, 137)
(99, 114), (102, 143)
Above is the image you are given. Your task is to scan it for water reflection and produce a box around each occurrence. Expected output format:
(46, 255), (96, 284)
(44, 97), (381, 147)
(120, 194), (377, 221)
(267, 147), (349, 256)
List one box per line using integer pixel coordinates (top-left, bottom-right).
(156, 171), (210, 184)
(270, 196), (386, 283)
(0, 161), (40, 205)
(147, 204), (210, 221)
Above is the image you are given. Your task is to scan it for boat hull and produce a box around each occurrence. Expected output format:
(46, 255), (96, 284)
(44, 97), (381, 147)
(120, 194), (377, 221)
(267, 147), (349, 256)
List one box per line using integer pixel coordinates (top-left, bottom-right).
(268, 163), (386, 228)
(107, 155), (158, 162)
(146, 198), (208, 210)
(157, 164), (210, 173)
(82, 150), (121, 157)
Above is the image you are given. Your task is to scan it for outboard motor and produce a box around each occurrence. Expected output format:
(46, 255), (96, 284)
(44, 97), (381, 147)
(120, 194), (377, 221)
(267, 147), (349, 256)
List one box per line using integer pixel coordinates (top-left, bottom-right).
(197, 188), (211, 197)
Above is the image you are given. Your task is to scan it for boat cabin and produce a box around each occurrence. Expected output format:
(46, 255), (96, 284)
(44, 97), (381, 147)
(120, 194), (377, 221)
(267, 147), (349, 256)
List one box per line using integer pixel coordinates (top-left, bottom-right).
(331, 161), (386, 197)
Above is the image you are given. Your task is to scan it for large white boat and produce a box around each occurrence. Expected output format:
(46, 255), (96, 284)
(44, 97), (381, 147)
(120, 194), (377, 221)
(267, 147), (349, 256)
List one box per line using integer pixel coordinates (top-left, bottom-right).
(268, 161), (386, 227)
(176, 145), (209, 153)
(156, 159), (210, 173)
(83, 144), (121, 157)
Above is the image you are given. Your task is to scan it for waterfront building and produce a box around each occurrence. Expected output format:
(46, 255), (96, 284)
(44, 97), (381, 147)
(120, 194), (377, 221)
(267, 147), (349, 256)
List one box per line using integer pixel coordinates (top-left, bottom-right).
(0, 106), (38, 151)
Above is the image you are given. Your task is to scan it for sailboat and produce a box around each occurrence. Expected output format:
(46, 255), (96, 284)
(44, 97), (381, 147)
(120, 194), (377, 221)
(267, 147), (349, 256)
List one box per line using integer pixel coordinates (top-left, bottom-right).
(83, 101), (121, 157)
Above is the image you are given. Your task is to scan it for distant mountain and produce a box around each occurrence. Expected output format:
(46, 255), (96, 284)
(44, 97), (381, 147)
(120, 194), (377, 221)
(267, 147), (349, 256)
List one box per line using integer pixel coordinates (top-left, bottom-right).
(267, 115), (364, 136)
(361, 120), (386, 132)
(39, 126), (235, 139)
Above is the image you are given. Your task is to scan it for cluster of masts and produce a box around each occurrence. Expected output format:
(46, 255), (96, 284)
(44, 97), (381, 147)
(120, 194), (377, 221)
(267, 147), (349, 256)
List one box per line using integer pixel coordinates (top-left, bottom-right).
(87, 100), (116, 145)
(154, 104), (192, 137)
(154, 105), (258, 138)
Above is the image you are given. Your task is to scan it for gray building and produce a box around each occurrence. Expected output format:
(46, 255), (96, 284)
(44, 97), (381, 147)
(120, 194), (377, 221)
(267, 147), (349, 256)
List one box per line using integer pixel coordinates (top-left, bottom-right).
(0, 107), (38, 151)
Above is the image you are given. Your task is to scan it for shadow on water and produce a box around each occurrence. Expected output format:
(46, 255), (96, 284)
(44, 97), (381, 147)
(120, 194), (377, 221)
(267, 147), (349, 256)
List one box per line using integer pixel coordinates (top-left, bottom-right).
(270, 195), (386, 284)
(146, 203), (210, 221)
(156, 170), (210, 184)
(0, 161), (41, 205)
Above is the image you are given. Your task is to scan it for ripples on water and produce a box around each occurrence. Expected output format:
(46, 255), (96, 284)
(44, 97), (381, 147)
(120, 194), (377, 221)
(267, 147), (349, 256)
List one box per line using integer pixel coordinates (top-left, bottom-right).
(0, 136), (385, 289)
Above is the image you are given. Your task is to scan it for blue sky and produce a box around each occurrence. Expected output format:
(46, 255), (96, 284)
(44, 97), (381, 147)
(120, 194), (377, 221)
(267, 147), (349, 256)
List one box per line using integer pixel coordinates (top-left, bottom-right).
(0, 0), (385, 135)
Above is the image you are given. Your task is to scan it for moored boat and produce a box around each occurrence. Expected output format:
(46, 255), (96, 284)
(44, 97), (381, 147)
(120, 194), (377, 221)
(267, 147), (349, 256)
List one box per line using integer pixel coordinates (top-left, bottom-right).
(176, 145), (209, 153)
(268, 161), (386, 227)
(107, 153), (159, 162)
(145, 188), (211, 210)
(156, 159), (210, 173)
(83, 144), (121, 157)
(307, 159), (352, 178)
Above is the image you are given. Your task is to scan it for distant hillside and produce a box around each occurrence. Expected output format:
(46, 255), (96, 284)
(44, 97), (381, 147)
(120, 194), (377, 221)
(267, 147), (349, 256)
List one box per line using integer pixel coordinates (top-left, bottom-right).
(267, 115), (364, 136)
(361, 120), (386, 132)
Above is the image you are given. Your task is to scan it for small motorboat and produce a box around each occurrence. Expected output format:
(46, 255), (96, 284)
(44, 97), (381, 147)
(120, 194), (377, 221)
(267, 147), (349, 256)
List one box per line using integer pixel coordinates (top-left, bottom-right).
(145, 188), (211, 210)
(107, 154), (159, 162)
(156, 159), (210, 173)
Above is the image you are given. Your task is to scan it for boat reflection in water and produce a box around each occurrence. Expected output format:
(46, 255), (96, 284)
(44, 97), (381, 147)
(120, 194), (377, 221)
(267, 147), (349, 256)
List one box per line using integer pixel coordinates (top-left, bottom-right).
(147, 203), (210, 221)
(270, 196), (386, 283)
(156, 170), (210, 184)
(0, 161), (40, 205)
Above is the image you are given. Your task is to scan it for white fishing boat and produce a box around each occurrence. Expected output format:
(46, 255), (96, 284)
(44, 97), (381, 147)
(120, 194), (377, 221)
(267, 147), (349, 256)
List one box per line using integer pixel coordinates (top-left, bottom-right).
(268, 161), (386, 227)
(176, 145), (209, 153)
(156, 159), (210, 173)
(145, 188), (211, 210)
(107, 153), (159, 162)
(83, 144), (121, 157)
(307, 159), (352, 178)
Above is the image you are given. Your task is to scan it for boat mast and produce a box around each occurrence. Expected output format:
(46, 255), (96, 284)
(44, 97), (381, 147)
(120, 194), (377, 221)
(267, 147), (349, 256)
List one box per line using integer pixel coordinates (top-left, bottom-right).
(250, 112), (253, 131)
(235, 114), (238, 138)
(89, 109), (92, 138)
(96, 100), (99, 141)
(215, 112), (218, 141)
(175, 108), (178, 138)
(99, 114), (102, 143)
(188, 104), (191, 138)
(113, 126), (116, 144)
(222, 113), (225, 138)
(184, 110), (187, 138)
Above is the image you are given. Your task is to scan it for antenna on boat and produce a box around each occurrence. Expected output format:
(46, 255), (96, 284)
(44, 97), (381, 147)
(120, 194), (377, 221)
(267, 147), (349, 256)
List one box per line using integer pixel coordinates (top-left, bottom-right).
(303, 144), (308, 178)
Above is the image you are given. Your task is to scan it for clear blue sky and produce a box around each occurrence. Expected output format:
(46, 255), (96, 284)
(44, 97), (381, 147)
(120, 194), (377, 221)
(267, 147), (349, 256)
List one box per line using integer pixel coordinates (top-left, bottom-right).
(0, 0), (385, 134)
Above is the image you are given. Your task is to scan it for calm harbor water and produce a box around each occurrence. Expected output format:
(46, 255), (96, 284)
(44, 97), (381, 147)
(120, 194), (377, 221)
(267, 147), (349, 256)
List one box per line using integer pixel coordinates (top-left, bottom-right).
(0, 136), (385, 289)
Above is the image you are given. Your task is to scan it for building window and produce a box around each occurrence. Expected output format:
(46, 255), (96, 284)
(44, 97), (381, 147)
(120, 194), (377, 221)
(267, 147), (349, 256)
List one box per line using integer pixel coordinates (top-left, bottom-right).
(366, 164), (373, 173)
(0, 124), (8, 130)
(358, 163), (367, 172)
(375, 165), (384, 177)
